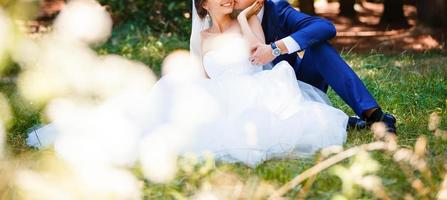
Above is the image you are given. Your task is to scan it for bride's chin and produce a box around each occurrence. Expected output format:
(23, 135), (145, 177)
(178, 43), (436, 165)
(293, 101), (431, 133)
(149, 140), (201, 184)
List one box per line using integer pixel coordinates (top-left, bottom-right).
(224, 9), (234, 15)
(220, 7), (233, 14)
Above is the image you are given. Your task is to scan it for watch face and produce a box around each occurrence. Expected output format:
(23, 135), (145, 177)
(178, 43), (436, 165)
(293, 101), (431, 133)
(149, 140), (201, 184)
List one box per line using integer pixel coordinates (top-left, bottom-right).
(273, 48), (281, 56)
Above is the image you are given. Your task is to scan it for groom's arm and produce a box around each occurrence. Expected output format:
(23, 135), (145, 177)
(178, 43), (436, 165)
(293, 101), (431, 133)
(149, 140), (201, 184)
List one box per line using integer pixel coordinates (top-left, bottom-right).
(250, 0), (337, 65)
(276, 1), (336, 53)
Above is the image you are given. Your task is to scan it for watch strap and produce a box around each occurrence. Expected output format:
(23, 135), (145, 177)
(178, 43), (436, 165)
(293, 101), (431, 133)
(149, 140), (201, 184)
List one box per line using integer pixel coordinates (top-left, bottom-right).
(270, 42), (278, 50)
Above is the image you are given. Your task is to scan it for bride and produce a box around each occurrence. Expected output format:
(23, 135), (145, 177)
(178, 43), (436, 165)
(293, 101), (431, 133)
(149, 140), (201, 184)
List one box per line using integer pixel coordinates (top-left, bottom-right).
(141, 0), (348, 165)
(27, 0), (348, 166)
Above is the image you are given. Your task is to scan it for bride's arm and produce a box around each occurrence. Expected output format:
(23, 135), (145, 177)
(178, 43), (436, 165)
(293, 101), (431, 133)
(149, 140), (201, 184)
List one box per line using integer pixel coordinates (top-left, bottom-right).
(237, 1), (265, 49)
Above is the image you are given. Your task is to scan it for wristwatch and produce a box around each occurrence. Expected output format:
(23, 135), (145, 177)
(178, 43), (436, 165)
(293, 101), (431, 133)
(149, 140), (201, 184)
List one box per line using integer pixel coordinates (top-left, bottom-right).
(271, 42), (282, 57)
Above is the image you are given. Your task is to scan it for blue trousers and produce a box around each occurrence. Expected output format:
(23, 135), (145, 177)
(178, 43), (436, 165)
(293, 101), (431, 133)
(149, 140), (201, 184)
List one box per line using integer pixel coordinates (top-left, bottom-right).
(294, 42), (379, 117)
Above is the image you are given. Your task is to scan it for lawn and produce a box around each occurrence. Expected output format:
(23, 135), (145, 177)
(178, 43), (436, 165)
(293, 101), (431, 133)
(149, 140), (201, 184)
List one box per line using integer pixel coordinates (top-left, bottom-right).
(2, 22), (447, 199)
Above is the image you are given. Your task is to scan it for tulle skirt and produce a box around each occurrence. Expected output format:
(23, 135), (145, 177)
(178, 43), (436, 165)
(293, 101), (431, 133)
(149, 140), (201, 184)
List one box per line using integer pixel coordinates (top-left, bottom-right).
(27, 61), (348, 166)
(142, 61), (348, 166)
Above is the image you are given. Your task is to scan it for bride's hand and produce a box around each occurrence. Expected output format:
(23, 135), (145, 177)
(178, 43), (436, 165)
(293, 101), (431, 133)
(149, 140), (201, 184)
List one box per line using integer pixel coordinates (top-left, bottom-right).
(238, 0), (264, 19)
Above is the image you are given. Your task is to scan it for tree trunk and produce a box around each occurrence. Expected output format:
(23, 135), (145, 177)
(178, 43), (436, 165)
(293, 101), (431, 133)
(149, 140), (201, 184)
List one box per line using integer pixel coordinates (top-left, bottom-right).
(416, 0), (447, 27)
(299, 0), (315, 15)
(380, 0), (408, 26)
(339, 0), (356, 17)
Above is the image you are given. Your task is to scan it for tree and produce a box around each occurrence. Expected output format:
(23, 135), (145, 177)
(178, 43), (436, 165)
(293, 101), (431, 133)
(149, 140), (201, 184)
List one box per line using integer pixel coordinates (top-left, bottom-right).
(416, 0), (447, 27)
(339, 0), (356, 17)
(380, 0), (408, 26)
(299, 0), (315, 15)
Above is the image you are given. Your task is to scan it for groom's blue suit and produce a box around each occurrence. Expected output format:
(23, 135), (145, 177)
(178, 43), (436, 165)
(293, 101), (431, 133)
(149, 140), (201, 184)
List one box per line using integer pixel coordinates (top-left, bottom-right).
(262, 0), (379, 117)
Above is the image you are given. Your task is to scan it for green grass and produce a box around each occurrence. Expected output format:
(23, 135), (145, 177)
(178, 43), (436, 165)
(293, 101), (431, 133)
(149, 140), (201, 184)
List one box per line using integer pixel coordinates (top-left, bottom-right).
(1, 22), (447, 199)
(311, 51), (447, 199)
(96, 22), (190, 76)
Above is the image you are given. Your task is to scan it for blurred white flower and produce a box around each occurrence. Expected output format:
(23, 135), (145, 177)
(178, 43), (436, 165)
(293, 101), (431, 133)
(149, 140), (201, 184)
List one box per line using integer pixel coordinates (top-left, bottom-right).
(193, 172), (275, 199)
(0, 122), (4, 158)
(393, 148), (413, 162)
(331, 151), (380, 198)
(140, 149), (178, 183)
(18, 31), (156, 105)
(10, 37), (41, 68)
(0, 9), (12, 69)
(18, 38), (100, 104)
(16, 169), (75, 200)
(198, 152), (215, 175)
(94, 55), (156, 98)
(162, 50), (205, 79)
(0, 94), (12, 127)
(47, 98), (141, 167)
(179, 153), (199, 174)
(74, 165), (142, 199)
(429, 112), (441, 131)
(194, 191), (219, 200)
(371, 122), (387, 139)
(0, 93), (11, 158)
(414, 136), (427, 158)
(320, 145), (344, 158)
(53, 0), (112, 45)
(358, 175), (382, 191)
(139, 124), (191, 183)
(438, 172), (447, 200)
(16, 165), (141, 200)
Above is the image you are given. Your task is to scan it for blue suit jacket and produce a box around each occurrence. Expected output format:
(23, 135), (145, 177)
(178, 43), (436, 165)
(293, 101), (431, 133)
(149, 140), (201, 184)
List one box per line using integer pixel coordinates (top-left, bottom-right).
(262, 0), (336, 69)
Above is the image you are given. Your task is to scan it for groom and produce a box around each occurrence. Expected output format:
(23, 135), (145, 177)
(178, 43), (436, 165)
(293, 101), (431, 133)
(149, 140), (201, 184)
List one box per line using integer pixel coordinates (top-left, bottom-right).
(234, 0), (397, 133)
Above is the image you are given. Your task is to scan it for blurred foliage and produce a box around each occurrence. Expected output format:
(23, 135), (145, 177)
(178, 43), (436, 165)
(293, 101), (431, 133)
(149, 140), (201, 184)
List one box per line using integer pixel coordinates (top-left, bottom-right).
(0, 0), (40, 19)
(96, 22), (189, 76)
(1, 77), (41, 155)
(98, 0), (192, 38)
(96, 0), (192, 72)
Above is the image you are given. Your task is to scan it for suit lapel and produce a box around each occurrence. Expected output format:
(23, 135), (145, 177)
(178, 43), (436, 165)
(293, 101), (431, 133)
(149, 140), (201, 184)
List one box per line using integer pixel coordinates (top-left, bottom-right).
(261, 1), (272, 44)
(261, 1), (302, 68)
(261, 1), (280, 44)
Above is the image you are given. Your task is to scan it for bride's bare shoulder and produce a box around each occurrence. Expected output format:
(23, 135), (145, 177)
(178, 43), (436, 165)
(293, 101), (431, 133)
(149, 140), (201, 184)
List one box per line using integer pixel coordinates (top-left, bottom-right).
(200, 29), (214, 55)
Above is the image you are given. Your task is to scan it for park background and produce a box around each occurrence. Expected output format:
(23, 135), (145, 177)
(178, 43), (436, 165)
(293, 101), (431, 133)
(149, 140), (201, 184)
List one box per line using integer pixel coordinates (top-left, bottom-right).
(0, 0), (446, 199)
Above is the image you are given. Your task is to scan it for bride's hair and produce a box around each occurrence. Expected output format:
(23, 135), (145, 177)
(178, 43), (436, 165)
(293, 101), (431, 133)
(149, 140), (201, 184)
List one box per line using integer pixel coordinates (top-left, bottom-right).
(195, 0), (208, 19)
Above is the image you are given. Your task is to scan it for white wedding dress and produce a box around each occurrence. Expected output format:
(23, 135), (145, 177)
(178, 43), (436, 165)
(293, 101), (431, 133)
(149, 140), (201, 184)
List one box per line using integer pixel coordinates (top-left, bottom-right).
(141, 35), (348, 166)
(27, 35), (348, 167)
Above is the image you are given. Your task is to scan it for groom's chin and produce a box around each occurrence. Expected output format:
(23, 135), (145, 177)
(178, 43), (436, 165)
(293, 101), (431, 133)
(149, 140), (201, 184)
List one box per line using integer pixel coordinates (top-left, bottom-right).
(230, 9), (242, 19)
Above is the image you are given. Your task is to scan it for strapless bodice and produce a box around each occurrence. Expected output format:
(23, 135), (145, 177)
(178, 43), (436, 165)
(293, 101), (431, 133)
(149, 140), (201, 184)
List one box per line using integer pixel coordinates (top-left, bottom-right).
(202, 36), (261, 79)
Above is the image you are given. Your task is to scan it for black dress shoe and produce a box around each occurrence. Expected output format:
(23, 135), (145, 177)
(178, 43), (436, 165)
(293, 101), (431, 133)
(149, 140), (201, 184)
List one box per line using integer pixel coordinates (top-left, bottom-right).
(347, 116), (367, 130)
(380, 113), (397, 134)
(367, 112), (397, 134)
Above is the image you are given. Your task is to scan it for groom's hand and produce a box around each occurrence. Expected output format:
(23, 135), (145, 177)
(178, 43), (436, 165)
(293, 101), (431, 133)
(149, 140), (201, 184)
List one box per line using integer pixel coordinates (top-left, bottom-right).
(250, 44), (275, 65)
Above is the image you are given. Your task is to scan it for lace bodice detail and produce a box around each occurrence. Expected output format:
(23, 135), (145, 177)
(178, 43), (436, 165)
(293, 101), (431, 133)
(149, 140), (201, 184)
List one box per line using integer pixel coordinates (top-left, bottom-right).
(202, 36), (261, 79)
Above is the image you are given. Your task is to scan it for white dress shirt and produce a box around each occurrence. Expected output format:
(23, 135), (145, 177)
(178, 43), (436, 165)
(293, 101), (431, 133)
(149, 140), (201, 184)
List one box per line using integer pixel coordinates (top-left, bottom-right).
(257, 7), (301, 54)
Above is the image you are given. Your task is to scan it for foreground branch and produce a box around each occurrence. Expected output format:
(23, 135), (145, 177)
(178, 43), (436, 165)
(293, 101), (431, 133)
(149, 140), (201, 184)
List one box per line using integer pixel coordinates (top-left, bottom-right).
(269, 142), (389, 199)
